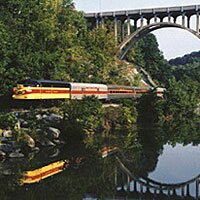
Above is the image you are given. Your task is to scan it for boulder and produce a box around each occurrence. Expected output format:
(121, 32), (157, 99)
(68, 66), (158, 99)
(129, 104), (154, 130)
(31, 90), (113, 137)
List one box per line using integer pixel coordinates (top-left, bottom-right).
(9, 151), (24, 158)
(35, 114), (42, 120)
(41, 113), (63, 125)
(7, 141), (20, 150)
(47, 127), (61, 139)
(39, 138), (55, 147)
(0, 150), (6, 157)
(0, 137), (9, 142)
(2, 129), (13, 138)
(49, 148), (60, 158)
(3, 169), (12, 175)
(0, 144), (13, 152)
(31, 147), (40, 152)
(48, 113), (63, 123)
(24, 135), (35, 149)
(19, 119), (29, 128)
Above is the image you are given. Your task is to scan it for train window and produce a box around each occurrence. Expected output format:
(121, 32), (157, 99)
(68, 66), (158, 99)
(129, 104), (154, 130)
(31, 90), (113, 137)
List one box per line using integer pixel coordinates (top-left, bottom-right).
(52, 83), (68, 88)
(41, 82), (52, 87)
(40, 81), (69, 88)
(17, 80), (38, 87)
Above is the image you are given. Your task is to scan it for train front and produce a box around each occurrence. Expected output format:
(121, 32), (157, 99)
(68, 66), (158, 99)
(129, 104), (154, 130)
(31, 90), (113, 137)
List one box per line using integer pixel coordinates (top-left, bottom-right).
(12, 79), (40, 100)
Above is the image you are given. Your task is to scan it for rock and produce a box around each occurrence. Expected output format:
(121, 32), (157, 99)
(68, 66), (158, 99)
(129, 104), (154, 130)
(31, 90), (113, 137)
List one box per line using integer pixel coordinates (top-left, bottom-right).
(31, 147), (40, 152)
(49, 148), (60, 158)
(19, 119), (29, 128)
(53, 139), (65, 145)
(47, 127), (60, 139)
(2, 129), (13, 138)
(3, 169), (12, 175)
(7, 141), (20, 150)
(40, 138), (55, 147)
(53, 139), (61, 145)
(41, 113), (63, 125)
(24, 135), (35, 148)
(0, 144), (13, 152)
(35, 129), (44, 135)
(0, 137), (9, 142)
(9, 151), (24, 158)
(35, 114), (42, 120)
(48, 113), (63, 123)
(0, 150), (6, 157)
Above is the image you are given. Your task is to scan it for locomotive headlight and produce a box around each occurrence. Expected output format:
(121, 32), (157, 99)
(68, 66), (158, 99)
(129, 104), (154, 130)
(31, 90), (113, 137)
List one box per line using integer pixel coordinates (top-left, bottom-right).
(17, 91), (22, 95)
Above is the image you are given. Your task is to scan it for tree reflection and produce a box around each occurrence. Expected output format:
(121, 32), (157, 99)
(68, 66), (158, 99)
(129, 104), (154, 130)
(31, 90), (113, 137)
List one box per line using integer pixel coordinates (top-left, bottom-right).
(1, 102), (200, 199)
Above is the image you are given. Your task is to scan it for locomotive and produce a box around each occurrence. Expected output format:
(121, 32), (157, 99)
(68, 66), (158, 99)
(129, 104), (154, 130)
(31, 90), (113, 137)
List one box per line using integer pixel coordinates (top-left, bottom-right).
(12, 79), (152, 100)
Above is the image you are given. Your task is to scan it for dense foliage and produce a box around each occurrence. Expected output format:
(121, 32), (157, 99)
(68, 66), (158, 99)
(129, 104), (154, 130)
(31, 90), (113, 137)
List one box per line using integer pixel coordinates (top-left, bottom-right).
(168, 51), (200, 94)
(169, 50), (200, 66)
(0, 0), (122, 95)
(126, 32), (200, 122)
(0, 0), (199, 153)
(126, 33), (169, 85)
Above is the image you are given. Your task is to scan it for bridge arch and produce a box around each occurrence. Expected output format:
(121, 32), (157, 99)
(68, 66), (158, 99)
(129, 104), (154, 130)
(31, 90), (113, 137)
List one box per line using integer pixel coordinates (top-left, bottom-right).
(115, 155), (200, 199)
(118, 22), (200, 59)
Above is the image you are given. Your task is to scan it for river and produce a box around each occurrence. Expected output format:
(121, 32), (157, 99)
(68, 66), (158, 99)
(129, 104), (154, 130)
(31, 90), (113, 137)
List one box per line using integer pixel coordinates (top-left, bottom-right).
(0, 117), (200, 200)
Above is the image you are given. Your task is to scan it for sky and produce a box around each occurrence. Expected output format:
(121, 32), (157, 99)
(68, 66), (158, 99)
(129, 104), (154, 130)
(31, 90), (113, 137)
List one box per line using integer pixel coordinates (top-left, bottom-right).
(73, 0), (200, 60)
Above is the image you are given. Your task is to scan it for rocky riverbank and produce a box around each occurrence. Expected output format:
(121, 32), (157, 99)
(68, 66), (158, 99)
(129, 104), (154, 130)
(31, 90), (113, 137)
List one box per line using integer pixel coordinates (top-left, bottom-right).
(0, 97), (138, 161)
(0, 109), (65, 159)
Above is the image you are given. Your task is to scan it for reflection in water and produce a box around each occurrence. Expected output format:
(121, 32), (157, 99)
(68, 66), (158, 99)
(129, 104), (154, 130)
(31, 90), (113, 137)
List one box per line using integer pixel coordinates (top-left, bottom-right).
(149, 143), (200, 184)
(0, 117), (200, 199)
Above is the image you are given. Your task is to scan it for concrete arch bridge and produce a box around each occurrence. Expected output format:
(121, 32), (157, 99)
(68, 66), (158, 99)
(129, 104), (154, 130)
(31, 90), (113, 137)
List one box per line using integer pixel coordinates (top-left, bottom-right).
(85, 4), (200, 59)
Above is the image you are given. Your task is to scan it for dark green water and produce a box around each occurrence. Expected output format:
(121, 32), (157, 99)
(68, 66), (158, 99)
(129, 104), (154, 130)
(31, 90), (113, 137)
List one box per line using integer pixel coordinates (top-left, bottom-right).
(1, 119), (200, 200)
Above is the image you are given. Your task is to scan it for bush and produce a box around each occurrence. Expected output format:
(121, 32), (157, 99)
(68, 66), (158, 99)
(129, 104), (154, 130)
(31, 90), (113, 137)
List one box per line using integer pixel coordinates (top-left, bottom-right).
(0, 112), (17, 129)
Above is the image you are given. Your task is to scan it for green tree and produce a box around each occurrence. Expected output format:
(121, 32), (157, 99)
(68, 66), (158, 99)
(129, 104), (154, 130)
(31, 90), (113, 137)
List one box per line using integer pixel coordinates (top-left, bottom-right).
(163, 77), (198, 119)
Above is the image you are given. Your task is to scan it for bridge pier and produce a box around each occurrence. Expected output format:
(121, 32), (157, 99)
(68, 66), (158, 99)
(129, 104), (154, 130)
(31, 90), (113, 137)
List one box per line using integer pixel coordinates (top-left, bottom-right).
(101, 17), (104, 28)
(95, 16), (99, 28)
(140, 16), (144, 27)
(134, 180), (138, 192)
(173, 16), (177, 24)
(197, 12), (200, 34)
(196, 179), (199, 199)
(186, 184), (190, 196)
(127, 175), (130, 191)
(114, 166), (118, 187)
(154, 15), (158, 23)
(181, 185), (185, 197)
(127, 17), (131, 36)
(182, 13), (186, 27)
(114, 17), (118, 43)
(134, 19), (138, 30)
(140, 183), (143, 193)
(187, 15), (191, 29)
(167, 188), (171, 196)
(122, 23), (125, 40)
(168, 14), (171, 22)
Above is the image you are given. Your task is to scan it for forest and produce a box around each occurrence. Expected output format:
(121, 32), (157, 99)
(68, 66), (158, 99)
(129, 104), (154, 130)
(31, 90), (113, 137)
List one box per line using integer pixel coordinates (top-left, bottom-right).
(0, 2), (200, 197)
(0, 0), (199, 120)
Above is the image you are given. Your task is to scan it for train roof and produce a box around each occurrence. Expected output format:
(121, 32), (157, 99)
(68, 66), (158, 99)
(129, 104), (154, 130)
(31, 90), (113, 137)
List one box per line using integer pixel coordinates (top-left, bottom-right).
(68, 82), (107, 88)
(107, 85), (150, 90)
(17, 79), (68, 84)
(17, 79), (107, 88)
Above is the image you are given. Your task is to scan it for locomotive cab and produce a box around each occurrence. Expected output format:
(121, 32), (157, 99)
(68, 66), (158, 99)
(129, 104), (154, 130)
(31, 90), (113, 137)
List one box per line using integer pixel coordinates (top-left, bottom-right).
(12, 79), (70, 100)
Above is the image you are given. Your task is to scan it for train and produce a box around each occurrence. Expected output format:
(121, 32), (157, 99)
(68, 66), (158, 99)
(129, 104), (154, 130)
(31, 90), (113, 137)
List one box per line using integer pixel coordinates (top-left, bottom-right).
(12, 79), (161, 100)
